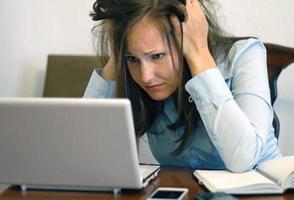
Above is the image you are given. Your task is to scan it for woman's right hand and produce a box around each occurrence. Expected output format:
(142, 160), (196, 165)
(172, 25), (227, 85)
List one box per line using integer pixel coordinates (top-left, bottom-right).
(101, 55), (116, 80)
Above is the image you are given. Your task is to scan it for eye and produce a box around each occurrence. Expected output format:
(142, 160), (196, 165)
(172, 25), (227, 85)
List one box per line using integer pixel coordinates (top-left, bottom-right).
(151, 53), (165, 60)
(125, 55), (139, 63)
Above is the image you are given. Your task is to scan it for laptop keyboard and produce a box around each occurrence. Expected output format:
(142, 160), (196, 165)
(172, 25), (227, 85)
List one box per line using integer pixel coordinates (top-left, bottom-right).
(139, 165), (160, 187)
(139, 165), (160, 178)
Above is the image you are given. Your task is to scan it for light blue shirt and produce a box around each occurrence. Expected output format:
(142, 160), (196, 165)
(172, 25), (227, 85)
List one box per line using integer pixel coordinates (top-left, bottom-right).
(84, 38), (281, 172)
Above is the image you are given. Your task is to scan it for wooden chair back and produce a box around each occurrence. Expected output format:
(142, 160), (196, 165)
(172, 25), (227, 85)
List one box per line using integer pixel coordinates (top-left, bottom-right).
(263, 43), (294, 138)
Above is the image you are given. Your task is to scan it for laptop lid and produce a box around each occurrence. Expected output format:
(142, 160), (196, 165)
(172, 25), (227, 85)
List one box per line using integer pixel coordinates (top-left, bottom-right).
(0, 98), (157, 191)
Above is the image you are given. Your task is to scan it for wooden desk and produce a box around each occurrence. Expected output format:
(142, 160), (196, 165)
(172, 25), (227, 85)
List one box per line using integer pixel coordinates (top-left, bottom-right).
(0, 168), (293, 200)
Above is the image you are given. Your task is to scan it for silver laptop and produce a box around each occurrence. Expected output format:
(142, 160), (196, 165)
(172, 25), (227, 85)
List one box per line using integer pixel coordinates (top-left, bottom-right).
(0, 98), (159, 193)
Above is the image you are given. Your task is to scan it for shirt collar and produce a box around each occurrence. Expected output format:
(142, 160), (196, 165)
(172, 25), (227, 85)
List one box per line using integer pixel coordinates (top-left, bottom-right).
(163, 97), (178, 123)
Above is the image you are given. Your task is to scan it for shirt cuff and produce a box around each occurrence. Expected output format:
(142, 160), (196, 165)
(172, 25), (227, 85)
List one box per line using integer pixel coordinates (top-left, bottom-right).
(83, 69), (116, 98)
(185, 68), (233, 107)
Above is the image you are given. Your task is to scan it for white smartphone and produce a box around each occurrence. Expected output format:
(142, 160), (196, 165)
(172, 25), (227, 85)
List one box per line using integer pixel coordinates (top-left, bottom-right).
(146, 187), (188, 200)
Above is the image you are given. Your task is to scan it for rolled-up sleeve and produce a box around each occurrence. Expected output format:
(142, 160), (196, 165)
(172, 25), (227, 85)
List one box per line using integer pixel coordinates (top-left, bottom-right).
(185, 39), (275, 172)
(83, 69), (116, 98)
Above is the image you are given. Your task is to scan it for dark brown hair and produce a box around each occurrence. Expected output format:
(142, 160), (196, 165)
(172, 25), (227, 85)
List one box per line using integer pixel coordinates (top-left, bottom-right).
(90, 0), (233, 155)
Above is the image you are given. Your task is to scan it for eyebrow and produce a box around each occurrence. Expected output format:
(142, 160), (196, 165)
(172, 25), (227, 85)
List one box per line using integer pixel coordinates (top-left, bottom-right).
(125, 50), (165, 56)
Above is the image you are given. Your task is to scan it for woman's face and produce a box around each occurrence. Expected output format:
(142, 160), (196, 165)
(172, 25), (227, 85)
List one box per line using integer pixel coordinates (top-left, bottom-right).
(126, 17), (180, 101)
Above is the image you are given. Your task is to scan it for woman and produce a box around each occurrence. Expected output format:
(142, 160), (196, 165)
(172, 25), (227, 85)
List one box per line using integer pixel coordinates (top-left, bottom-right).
(84, 0), (281, 172)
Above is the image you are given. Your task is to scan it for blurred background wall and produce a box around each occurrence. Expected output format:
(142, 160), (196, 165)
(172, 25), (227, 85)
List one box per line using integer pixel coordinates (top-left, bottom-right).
(0, 0), (95, 97)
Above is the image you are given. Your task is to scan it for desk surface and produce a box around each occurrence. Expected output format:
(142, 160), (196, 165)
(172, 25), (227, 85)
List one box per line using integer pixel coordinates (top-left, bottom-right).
(0, 168), (293, 200)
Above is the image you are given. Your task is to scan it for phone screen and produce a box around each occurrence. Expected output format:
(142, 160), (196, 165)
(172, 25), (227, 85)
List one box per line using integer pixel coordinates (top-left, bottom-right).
(151, 190), (183, 199)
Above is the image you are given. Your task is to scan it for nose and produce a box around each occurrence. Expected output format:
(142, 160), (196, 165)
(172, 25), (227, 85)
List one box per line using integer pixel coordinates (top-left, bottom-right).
(140, 62), (154, 84)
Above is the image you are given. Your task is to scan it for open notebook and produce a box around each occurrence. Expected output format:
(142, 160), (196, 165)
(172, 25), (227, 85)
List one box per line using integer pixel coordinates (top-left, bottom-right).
(194, 156), (294, 195)
(0, 98), (159, 193)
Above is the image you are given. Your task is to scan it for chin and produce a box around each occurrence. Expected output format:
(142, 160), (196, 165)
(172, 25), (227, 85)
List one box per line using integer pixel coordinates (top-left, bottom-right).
(148, 93), (170, 101)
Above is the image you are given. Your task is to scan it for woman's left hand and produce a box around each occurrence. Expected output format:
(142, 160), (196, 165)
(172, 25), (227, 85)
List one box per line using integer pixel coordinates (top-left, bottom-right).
(171, 0), (216, 76)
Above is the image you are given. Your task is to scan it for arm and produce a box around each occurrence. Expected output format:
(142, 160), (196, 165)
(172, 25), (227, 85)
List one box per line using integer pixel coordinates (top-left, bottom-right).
(185, 39), (274, 172)
(84, 46), (116, 98)
(171, 1), (276, 171)
(84, 19), (116, 98)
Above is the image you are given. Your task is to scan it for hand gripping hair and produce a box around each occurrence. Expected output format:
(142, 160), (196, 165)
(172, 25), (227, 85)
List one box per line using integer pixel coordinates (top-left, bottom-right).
(90, 0), (187, 23)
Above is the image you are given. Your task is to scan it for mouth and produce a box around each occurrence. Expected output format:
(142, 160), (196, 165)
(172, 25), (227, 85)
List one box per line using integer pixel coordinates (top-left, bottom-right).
(145, 83), (165, 91)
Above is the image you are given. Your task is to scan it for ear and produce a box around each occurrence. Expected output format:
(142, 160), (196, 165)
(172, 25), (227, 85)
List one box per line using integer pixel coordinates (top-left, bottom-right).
(179, 0), (187, 5)
(174, 11), (186, 22)
(169, 0), (187, 23)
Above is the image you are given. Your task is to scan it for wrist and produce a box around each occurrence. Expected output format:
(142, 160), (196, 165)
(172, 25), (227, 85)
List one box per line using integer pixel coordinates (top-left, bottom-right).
(101, 57), (116, 80)
(101, 66), (115, 80)
(186, 50), (216, 76)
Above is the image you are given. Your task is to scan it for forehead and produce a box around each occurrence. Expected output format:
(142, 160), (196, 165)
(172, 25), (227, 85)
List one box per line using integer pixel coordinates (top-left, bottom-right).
(126, 18), (167, 53)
